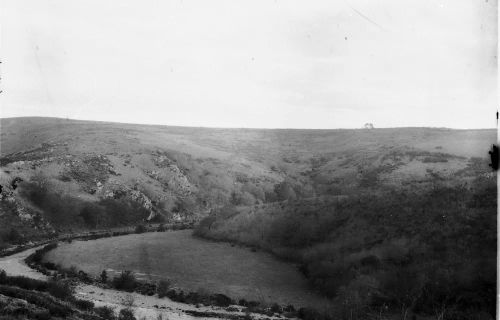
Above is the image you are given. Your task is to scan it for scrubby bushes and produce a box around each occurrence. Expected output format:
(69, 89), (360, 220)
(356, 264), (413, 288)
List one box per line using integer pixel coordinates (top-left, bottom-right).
(98, 198), (150, 226)
(0, 269), (124, 319)
(2, 228), (24, 244)
(100, 270), (108, 283)
(134, 224), (147, 234)
(0, 271), (48, 292)
(19, 175), (150, 229)
(47, 278), (73, 300)
(118, 308), (136, 320)
(195, 177), (497, 319)
(156, 279), (172, 298)
(74, 298), (95, 311)
(0, 271), (74, 303)
(95, 306), (116, 320)
(112, 271), (139, 292)
(0, 284), (73, 317)
(18, 178), (83, 227)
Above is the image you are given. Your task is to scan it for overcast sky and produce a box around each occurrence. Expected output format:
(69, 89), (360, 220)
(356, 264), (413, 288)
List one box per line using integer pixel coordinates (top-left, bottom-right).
(0, 0), (497, 129)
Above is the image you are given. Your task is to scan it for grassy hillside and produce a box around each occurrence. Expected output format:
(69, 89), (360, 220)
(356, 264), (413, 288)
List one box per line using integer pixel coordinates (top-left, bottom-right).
(0, 117), (495, 239)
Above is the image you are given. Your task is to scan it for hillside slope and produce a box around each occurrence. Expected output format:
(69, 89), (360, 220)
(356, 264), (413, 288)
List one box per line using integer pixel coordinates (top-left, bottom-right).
(0, 117), (496, 241)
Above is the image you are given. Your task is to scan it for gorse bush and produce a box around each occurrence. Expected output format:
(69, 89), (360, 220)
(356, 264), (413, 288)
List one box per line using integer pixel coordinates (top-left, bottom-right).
(74, 298), (95, 311)
(47, 278), (74, 300)
(157, 279), (172, 298)
(118, 308), (136, 320)
(112, 271), (139, 292)
(95, 306), (116, 320)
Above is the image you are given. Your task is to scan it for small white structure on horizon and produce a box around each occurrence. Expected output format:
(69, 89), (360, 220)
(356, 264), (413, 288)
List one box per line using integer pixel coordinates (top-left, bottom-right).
(364, 123), (374, 129)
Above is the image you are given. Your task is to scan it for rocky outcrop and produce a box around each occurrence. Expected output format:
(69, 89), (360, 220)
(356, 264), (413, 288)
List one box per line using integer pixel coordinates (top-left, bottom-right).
(101, 183), (157, 221)
(64, 154), (117, 194)
(145, 153), (196, 197)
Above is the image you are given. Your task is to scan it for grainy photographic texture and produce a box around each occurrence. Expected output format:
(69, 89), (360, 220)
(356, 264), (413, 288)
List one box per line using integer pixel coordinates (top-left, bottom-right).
(0, 1), (497, 320)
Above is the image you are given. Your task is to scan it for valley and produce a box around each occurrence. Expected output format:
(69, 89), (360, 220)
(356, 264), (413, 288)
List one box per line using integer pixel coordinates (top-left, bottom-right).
(0, 117), (496, 320)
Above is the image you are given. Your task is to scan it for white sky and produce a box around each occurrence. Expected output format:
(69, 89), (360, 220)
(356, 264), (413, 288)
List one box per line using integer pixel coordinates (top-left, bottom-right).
(0, 0), (497, 129)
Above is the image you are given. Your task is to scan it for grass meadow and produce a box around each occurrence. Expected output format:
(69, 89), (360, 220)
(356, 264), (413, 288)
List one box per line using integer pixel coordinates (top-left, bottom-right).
(44, 230), (329, 309)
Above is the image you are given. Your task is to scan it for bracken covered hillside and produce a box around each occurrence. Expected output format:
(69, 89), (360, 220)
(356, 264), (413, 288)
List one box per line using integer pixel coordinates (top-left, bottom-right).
(0, 117), (496, 244)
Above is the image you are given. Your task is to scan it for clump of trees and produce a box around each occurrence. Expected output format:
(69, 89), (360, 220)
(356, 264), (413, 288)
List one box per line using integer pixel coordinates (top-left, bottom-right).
(18, 175), (150, 229)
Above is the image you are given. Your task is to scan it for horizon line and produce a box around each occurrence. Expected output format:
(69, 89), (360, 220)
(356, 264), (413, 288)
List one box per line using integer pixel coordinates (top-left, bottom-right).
(0, 116), (496, 131)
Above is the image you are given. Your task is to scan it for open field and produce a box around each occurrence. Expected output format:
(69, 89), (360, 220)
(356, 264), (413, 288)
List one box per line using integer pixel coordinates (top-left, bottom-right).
(44, 230), (328, 308)
(0, 243), (283, 320)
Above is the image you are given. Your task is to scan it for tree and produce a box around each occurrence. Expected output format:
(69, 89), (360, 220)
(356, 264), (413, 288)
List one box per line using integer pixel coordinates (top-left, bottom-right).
(3, 228), (23, 244)
(79, 204), (102, 228)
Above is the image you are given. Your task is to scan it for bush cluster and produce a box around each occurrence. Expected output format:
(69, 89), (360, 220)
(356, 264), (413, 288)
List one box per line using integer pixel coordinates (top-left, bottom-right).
(195, 178), (497, 319)
(19, 179), (150, 229)
(0, 269), (137, 320)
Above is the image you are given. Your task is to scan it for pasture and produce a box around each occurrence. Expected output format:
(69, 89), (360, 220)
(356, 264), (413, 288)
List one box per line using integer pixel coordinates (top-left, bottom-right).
(44, 230), (328, 308)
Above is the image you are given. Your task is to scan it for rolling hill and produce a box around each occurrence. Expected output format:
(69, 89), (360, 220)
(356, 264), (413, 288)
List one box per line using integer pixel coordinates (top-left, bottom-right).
(0, 117), (495, 241)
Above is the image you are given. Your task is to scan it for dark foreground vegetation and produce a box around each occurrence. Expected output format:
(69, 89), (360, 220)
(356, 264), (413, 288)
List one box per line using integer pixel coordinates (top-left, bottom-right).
(18, 175), (152, 229)
(195, 175), (496, 320)
(0, 268), (132, 320)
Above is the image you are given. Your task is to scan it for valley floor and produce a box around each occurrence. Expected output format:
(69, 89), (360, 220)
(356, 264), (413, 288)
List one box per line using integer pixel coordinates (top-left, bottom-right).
(0, 243), (285, 320)
(44, 230), (327, 308)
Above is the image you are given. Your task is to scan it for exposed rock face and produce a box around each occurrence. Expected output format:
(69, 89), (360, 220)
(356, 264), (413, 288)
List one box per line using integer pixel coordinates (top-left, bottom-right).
(64, 154), (117, 194)
(145, 153), (196, 197)
(100, 183), (157, 220)
(130, 190), (153, 211)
